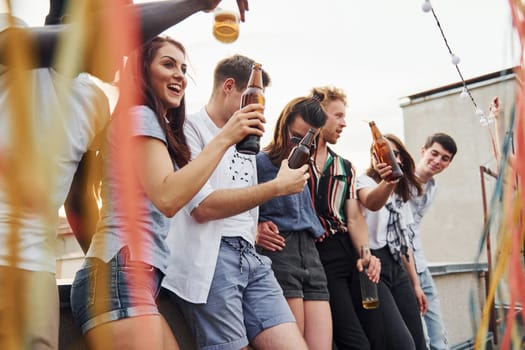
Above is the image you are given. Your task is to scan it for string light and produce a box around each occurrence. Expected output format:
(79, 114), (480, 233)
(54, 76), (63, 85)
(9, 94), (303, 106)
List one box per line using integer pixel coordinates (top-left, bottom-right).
(422, 0), (487, 126)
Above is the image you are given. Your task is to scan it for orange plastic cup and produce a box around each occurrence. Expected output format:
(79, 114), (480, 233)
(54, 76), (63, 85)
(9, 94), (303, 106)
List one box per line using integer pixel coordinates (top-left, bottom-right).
(213, 9), (239, 43)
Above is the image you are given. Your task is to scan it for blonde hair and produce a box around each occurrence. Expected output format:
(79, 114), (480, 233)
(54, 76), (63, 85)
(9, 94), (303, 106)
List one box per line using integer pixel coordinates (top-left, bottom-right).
(310, 85), (348, 110)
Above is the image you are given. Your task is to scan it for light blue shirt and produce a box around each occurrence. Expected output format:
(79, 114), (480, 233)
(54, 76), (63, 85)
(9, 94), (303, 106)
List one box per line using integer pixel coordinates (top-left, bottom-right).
(408, 178), (437, 273)
(87, 105), (173, 273)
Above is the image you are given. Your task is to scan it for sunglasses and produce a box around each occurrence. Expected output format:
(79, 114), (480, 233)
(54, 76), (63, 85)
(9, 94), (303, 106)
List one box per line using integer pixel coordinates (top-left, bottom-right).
(290, 135), (317, 153)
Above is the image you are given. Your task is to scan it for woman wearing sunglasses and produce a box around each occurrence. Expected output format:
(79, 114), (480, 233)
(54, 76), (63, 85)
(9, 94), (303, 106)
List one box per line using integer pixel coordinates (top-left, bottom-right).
(255, 94), (331, 350)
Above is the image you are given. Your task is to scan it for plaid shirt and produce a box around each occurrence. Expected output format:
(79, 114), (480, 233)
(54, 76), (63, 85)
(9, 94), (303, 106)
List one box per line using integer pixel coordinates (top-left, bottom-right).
(308, 147), (357, 240)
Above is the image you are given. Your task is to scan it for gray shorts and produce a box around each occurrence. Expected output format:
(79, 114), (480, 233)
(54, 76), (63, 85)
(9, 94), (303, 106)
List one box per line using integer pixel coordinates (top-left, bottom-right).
(258, 230), (329, 300)
(174, 237), (296, 350)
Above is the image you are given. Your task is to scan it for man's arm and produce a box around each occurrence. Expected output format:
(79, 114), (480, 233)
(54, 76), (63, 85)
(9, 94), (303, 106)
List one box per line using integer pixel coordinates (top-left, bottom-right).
(64, 150), (101, 254)
(191, 160), (309, 223)
(401, 248), (428, 314)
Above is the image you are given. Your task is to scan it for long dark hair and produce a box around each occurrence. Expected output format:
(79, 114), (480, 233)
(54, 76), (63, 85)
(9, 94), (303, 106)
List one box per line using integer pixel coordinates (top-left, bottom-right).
(115, 36), (190, 167)
(366, 133), (422, 202)
(264, 94), (327, 165)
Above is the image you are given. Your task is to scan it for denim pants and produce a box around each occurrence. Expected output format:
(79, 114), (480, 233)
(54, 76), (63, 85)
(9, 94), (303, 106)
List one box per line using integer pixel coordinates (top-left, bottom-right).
(419, 268), (449, 350)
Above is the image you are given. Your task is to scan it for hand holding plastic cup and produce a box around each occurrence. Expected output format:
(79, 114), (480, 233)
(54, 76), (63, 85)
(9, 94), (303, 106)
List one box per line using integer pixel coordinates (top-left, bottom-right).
(213, 7), (240, 43)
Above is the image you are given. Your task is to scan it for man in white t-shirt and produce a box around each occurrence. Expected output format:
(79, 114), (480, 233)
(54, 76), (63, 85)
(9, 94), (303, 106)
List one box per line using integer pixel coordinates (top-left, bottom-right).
(162, 54), (310, 350)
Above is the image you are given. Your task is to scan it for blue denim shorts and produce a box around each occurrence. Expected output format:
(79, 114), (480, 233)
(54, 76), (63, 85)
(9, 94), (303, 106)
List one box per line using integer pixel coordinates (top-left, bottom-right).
(70, 246), (164, 334)
(175, 237), (296, 350)
(258, 230), (329, 300)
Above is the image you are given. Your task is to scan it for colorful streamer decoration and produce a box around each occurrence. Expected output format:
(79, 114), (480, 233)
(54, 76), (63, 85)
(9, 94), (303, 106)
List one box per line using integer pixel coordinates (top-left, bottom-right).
(1, 0), (145, 347)
(472, 1), (525, 349)
(422, 1), (524, 348)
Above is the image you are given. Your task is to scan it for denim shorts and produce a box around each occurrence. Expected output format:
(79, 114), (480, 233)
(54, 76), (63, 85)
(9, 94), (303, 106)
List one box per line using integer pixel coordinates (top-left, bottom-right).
(258, 230), (329, 300)
(175, 237), (296, 350)
(70, 246), (164, 334)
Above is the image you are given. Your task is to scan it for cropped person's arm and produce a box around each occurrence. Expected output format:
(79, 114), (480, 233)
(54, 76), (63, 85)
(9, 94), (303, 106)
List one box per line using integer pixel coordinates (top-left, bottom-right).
(0, 0), (246, 78)
(138, 0), (249, 31)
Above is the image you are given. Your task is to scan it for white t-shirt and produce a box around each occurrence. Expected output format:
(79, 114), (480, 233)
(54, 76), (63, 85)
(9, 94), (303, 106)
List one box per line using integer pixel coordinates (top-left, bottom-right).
(356, 174), (414, 250)
(162, 107), (258, 303)
(0, 29), (110, 272)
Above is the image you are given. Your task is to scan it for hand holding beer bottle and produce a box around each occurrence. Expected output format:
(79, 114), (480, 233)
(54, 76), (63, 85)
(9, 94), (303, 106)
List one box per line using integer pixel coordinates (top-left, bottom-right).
(359, 245), (379, 309)
(288, 128), (316, 169)
(368, 121), (403, 181)
(236, 63), (265, 155)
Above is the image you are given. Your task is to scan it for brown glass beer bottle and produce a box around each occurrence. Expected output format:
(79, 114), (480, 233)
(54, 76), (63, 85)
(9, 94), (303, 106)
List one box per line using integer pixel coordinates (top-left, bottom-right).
(368, 121), (403, 181)
(236, 63), (265, 155)
(288, 128), (316, 169)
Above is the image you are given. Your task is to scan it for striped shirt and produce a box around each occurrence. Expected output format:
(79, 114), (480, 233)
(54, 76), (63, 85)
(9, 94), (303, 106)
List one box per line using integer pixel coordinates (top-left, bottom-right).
(308, 147), (357, 239)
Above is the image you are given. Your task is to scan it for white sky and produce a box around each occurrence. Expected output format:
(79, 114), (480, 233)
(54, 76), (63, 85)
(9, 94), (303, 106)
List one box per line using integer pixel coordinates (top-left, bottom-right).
(3, 0), (519, 173)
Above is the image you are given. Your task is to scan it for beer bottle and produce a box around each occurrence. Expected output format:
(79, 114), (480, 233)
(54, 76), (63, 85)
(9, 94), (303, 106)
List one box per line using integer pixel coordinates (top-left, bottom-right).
(288, 128), (316, 169)
(236, 63), (265, 155)
(368, 121), (403, 181)
(359, 245), (379, 309)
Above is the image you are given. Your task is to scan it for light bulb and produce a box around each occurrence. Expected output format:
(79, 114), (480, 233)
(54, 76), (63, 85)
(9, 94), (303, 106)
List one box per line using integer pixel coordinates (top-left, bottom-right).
(479, 116), (488, 126)
(451, 54), (460, 65)
(422, 0), (432, 12)
(476, 108), (488, 126)
(459, 87), (469, 99)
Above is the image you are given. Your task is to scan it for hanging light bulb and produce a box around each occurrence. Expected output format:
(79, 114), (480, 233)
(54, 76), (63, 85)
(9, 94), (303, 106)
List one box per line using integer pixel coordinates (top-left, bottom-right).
(451, 54), (460, 65)
(479, 117), (488, 126)
(459, 87), (469, 99)
(422, 0), (432, 12)
(476, 108), (487, 126)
